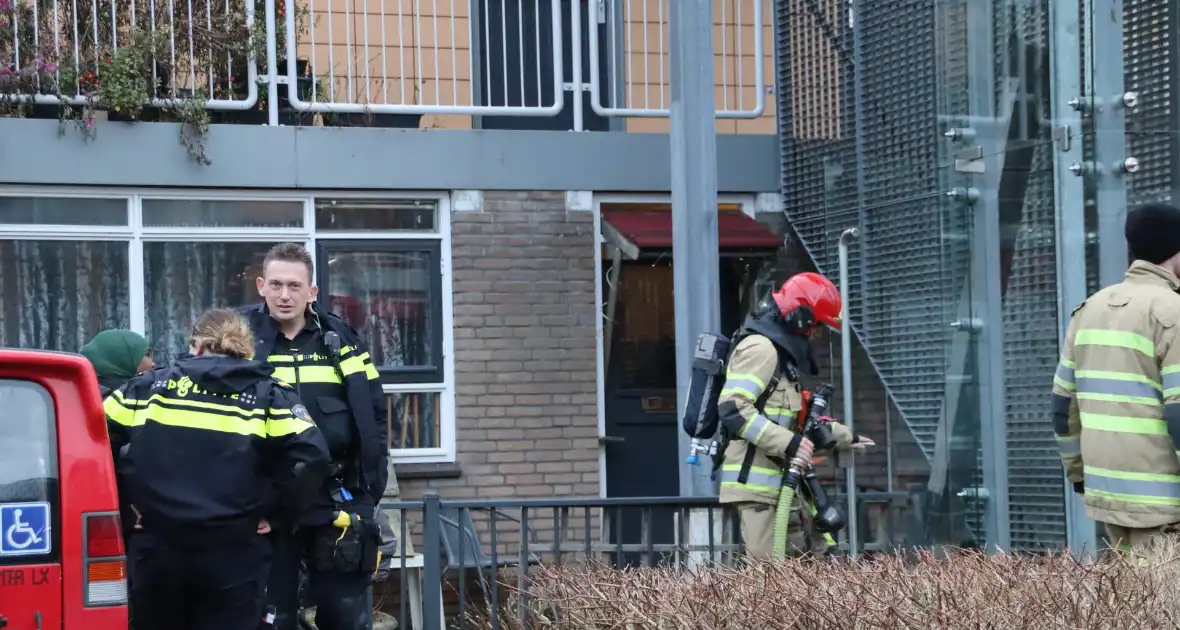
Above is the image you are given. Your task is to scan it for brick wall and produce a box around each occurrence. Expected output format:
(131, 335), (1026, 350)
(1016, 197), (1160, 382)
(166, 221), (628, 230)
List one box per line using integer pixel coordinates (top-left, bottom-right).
(398, 191), (600, 506)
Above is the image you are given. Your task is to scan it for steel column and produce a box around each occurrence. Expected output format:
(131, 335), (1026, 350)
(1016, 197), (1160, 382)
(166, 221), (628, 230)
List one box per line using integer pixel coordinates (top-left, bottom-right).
(838, 228), (860, 556)
(669, 0), (721, 498)
(964, 0), (1011, 551)
(1090, 0), (1130, 287)
(1049, 0), (1099, 559)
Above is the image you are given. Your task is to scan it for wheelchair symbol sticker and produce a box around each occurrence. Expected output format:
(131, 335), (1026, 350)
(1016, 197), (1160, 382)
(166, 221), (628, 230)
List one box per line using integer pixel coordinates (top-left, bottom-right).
(0, 502), (51, 556)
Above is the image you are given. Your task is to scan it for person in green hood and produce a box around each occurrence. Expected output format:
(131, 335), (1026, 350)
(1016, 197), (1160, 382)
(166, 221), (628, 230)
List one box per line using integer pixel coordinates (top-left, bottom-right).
(80, 327), (155, 618)
(80, 330), (155, 396)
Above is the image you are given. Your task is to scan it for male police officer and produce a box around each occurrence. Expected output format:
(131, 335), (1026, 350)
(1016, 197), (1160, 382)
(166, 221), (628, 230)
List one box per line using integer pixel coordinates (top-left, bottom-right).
(241, 243), (389, 630)
(717, 272), (873, 559)
(1053, 203), (1180, 557)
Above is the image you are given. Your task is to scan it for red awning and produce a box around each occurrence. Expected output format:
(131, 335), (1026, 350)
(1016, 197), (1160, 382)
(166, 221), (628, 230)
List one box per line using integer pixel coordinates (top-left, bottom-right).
(601, 209), (782, 258)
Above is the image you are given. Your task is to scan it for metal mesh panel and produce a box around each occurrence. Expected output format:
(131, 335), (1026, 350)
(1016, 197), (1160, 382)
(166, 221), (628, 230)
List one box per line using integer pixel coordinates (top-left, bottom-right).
(1123, 0), (1179, 207)
(779, 0), (1070, 550)
(779, 0), (956, 465)
(993, 2), (1067, 551)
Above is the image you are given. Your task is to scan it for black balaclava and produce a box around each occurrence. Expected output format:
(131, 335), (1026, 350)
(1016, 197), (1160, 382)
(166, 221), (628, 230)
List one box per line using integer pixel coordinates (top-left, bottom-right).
(741, 298), (820, 376)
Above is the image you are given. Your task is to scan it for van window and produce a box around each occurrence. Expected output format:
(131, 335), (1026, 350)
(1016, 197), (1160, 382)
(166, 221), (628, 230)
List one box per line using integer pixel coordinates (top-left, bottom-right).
(0, 380), (58, 564)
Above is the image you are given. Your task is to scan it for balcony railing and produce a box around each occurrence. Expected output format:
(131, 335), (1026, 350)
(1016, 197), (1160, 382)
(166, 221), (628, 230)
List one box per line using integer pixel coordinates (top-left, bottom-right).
(1, 0), (771, 127)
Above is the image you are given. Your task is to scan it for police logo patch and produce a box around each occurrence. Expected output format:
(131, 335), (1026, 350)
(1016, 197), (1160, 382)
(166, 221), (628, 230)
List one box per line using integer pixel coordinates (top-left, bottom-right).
(292, 404), (315, 425)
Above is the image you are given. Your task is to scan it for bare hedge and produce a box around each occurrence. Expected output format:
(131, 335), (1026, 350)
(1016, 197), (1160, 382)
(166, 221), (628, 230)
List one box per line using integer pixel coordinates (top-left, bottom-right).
(470, 544), (1180, 629)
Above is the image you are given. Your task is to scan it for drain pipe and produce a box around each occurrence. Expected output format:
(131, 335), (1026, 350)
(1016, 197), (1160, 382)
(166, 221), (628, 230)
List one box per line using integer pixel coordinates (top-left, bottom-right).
(838, 227), (860, 556)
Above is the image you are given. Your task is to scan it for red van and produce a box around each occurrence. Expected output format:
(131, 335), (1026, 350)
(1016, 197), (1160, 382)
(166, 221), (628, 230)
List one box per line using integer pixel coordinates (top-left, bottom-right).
(0, 349), (127, 629)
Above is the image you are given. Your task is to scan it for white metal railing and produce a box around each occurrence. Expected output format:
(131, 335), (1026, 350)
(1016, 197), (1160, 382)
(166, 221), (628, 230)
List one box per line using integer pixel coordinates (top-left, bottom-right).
(279, 0), (564, 116)
(3, 0), (771, 124)
(0, 0), (257, 110)
(589, 0), (767, 119)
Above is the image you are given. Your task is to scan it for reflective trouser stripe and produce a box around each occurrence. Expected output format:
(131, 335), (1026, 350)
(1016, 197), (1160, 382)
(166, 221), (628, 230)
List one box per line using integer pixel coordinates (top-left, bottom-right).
(719, 465), (782, 494)
(1080, 413), (1167, 435)
(1085, 466), (1180, 507)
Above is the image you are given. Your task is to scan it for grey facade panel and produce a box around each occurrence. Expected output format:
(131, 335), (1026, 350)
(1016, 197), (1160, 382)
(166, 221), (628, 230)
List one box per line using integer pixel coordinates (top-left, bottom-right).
(0, 120), (780, 193)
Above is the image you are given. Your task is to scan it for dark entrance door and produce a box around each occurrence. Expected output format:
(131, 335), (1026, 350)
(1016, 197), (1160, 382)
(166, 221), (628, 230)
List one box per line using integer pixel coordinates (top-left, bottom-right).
(602, 257), (747, 566)
(476, 0), (611, 131)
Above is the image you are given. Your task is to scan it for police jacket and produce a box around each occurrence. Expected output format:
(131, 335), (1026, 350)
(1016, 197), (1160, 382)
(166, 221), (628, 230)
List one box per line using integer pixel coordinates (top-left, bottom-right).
(103, 355), (331, 542)
(238, 301), (389, 512)
(1053, 260), (1180, 529)
(717, 316), (853, 506)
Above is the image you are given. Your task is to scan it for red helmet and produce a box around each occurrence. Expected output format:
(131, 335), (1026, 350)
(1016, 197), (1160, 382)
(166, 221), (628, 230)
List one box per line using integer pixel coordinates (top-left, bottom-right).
(771, 272), (843, 331)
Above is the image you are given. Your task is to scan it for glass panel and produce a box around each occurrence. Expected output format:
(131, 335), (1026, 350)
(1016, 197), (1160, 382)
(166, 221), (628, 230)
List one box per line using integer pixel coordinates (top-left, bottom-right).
(314, 199), (437, 231)
(141, 200), (304, 228)
(992, 0), (1067, 551)
(0, 197), (127, 225)
(322, 249), (437, 372)
(0, 240), (131, 351)
(0, 380), (58, 566)
(383, 391), (441, 450)
(612, 260), (677, 391)
(143, 242), (276, 362)
(0, 381), (57, 505)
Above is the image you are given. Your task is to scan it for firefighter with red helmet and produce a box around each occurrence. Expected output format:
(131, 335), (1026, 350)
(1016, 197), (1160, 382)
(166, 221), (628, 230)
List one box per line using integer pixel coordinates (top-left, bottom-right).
(716, 272), (873, 558)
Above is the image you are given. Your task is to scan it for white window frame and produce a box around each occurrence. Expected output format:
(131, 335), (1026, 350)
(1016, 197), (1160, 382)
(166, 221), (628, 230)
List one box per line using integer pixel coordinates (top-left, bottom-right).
(0, 186), (456, 464)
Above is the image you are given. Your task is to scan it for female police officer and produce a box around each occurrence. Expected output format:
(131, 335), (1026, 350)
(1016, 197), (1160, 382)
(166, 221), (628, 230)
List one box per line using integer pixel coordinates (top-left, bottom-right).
(103, 308), (331, 630)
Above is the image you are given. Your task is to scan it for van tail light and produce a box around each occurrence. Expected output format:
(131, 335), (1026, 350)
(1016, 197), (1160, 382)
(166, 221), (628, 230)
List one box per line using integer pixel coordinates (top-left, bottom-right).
(83, 512), (127, 606)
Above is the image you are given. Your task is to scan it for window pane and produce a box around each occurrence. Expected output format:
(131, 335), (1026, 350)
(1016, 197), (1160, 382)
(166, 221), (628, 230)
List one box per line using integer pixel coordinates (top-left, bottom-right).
(0, 241), (130, 351)
(323, 249), (437, 371)
(144, 242), (276, 362)
(315, 199), (437, 231)
(383, 391), (440, 450)
(0, 197), (127, 225)
(141, 199), (304, 228)
(0, 381), (57, 510)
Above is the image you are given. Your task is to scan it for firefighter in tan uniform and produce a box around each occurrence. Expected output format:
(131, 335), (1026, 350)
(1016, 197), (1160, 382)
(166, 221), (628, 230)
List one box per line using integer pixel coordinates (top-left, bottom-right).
(1053, 203), (1180, 556)
(717, 273), (874, 559)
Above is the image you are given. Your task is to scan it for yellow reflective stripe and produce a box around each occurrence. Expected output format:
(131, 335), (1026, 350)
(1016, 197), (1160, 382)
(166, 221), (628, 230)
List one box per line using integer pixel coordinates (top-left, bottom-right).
(1075, 370), (1161, 390)
(739, 415), (772, 444)
(1054, 376), (1075, 392)
(1076, 392), (1162, 406)
(103, 395), (140, 427)
(1074, 329), (1154, 357)
(722, 372), (766, 401)
(1085, 465), (1180, 484)
(269, 365), (342, 384)
(143, 406), (265, 437)
(267, 417), (314, 437)
(1055, 361), (1076, 388)
(1060, 358), (1076, 369)
(361, 353), (380, 380)
(1080, 413), (1167, 435)
(339, 355), (367, 377)
(721, 481), (779, 493)
(267, 355), (295, 363)
(1085, 488), (1180, 507)
(1163, 365), (1180, 397)
(1056, 435), (1080, 456)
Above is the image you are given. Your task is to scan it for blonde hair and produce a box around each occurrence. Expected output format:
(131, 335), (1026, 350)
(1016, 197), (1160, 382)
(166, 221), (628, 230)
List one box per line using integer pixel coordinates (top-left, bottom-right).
(189, 309), (255, 359)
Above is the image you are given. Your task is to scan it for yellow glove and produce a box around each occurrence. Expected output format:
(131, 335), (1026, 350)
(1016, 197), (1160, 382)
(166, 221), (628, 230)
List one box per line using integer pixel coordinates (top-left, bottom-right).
(332, 511), (352, 543)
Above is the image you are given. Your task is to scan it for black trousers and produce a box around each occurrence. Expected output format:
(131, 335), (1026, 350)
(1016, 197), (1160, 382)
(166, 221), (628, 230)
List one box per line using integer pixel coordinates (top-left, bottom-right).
(265, 526), (373, 630)
(130, 531), (272, 630)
